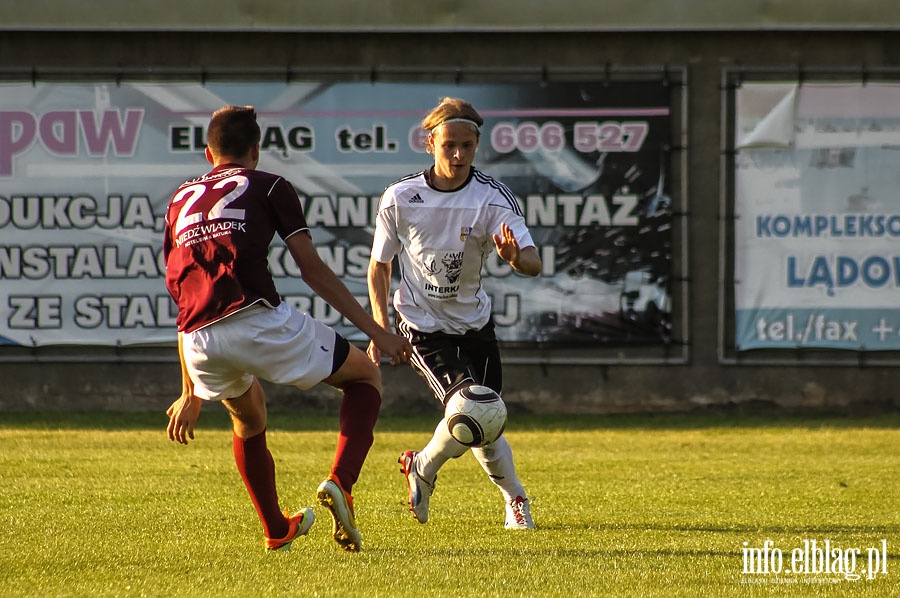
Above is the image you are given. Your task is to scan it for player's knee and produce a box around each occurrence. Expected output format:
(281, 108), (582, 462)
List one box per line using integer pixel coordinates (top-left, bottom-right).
(356, 357), (382, 390)
(326, 345), (382, 392)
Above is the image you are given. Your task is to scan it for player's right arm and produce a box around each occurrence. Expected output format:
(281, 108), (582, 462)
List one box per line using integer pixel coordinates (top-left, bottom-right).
(166, 331), (202, 445)
(366, 259), (393, 364)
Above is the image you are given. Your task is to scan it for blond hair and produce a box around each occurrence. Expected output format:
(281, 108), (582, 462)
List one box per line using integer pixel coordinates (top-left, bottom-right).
(421, 97), (484, 133)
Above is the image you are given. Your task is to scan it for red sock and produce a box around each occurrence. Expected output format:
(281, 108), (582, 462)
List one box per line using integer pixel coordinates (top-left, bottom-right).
(331, 383), (382, 495)
(233, 430), (288, 540)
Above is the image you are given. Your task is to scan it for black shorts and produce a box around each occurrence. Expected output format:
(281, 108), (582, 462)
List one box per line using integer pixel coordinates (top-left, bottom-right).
(329, 332), (351, 376)
(396, 316), (502, 405)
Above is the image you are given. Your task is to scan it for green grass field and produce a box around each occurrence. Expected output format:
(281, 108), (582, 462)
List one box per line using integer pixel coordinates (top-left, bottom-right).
(0, 409), (897, 597)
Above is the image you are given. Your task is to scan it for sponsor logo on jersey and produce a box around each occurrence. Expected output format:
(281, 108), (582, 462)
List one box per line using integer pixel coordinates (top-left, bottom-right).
(408, 193), (424, 204)
(423, 257), (442, 276)
(442, 252), (463, 284)
(424, 282), (460, 297)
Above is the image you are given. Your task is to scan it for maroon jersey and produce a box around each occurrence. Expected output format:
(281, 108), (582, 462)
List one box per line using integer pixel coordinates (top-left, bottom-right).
(163, 163), (309, 333)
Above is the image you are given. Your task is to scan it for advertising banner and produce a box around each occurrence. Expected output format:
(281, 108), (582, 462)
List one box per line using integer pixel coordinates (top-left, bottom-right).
(735, 82), (900, 351)
(0, 80), (672, 347)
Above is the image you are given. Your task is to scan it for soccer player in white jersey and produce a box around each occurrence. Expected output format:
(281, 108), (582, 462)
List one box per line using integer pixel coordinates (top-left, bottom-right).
(164, 105), (412, 552)
(367, 97), (542, 529)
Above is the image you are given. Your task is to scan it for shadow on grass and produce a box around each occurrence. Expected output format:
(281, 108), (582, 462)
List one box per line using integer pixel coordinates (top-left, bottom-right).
(544, 521), (900, 537)
(0, 403), (898, 432)
(509, 403), (900, 432)
(372, 545), (743, 559)
(376, 542), (900, 564)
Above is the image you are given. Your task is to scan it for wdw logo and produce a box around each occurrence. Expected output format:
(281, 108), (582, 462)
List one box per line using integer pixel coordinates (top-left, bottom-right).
(0, 109), (143, 176)
(741, 539), (889, 582)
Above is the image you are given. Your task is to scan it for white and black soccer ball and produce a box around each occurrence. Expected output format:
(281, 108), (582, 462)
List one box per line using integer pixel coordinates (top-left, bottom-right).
(444, 385), (507, 447)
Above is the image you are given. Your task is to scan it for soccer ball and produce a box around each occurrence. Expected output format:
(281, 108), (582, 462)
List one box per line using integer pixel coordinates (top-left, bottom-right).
(444, 385), (507, 447)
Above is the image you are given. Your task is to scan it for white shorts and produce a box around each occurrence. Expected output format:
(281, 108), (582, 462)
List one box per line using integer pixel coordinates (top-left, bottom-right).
(182, 302), (338, 401)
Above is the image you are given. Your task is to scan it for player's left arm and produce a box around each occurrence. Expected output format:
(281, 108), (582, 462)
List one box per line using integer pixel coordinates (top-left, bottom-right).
(493, 222), (542, 277)
(285, 230), (412, 365)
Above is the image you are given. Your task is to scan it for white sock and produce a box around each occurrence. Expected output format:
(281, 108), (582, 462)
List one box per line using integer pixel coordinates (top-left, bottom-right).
(417, 417), (468, 483)
(471, 435), (527, 502)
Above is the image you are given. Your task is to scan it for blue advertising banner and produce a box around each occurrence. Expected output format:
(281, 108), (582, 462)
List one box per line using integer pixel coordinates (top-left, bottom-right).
(735, 82), (900, 351)
(0, 80), (672, 347)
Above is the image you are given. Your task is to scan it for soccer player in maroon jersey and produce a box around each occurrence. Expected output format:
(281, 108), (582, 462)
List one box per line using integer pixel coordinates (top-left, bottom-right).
(163, 105), (411, 552)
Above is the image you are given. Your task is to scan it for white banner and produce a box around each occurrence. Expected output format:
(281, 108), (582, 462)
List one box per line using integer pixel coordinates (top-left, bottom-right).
(0, 81), (673, 347)
(735, 82), (900, 350)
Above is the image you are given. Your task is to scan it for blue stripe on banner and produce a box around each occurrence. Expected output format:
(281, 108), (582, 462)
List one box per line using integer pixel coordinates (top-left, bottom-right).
(735, 308), (900, 351)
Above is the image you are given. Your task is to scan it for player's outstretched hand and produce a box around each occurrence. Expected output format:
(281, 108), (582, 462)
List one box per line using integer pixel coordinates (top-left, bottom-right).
(166, 392), (202, 445)
(493, 222), (521, 264)
(493, 222), (542, 276)
(372, 330), (412, 366)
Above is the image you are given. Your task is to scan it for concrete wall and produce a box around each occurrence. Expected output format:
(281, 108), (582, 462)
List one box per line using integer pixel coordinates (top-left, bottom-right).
(4, 0), (900, 31)
(7, 0), (900, 32)
(1, 29), (899, 413)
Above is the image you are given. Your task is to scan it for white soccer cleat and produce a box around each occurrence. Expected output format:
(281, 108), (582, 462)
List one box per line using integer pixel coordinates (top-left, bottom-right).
(316, 476), (362, 552)
(505, 496), (534, 530)
(398, 450), (435, 524)
(264, 507), (315, 552)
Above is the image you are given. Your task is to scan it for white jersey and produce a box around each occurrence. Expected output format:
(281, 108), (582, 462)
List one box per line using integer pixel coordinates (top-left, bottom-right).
(371, 167), (534, 334)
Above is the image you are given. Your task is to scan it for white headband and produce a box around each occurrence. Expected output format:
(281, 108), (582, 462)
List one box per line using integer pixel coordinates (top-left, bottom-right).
(431, 118), (481, 132)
